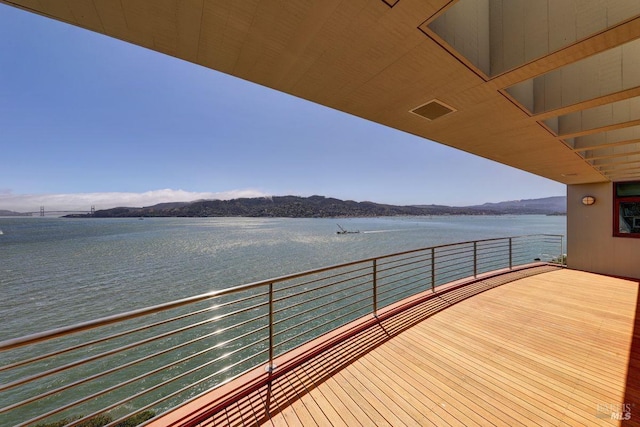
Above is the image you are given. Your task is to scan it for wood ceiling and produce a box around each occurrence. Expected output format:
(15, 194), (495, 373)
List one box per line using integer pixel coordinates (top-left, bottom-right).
(4, 0), (640, 184)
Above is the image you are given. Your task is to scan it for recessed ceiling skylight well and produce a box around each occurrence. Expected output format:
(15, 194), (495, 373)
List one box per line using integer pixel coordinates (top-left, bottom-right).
(508, 38), (640, 116)
(425, 0), (640, 78)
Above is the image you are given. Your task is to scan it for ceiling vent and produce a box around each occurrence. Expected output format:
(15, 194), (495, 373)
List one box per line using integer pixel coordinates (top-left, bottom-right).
(410, 99), (456, 121)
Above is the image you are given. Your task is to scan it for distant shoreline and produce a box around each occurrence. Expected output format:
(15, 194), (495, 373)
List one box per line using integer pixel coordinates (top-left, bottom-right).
(62, 195), (567, 219)
(0, 210), (31, 217)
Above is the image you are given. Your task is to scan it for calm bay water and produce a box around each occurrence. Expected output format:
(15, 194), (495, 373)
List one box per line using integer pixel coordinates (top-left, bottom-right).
(0, 215), (565, 341)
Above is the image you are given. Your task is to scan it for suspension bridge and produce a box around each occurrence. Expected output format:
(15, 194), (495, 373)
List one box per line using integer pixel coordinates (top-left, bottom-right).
(23, 206), (96, 216)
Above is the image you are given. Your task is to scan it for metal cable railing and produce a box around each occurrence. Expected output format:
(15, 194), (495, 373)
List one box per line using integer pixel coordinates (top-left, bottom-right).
(0, 234), (564, 427)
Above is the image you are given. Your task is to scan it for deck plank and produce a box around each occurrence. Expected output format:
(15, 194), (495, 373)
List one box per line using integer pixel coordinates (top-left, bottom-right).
(196, 267), (640, 426)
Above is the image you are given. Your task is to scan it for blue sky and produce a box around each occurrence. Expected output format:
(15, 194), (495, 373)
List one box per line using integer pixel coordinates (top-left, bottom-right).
(0, 4), (565, 212)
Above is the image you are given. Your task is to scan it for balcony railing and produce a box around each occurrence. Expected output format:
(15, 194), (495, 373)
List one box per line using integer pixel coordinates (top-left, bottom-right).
(0, 234), (564, 427)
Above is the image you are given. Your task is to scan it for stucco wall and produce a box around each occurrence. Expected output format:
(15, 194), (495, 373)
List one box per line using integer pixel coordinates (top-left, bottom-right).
(567, 183), (640, 279)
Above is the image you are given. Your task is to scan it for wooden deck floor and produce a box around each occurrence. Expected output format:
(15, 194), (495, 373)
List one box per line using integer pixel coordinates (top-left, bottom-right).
(200, 267), (640, 426)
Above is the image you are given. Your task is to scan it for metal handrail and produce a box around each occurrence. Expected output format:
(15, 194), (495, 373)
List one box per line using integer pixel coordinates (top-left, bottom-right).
(0, 234), (565, 427)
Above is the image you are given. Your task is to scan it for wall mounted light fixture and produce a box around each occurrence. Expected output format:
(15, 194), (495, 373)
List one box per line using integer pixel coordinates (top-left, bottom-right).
(581, 196), (596, 206)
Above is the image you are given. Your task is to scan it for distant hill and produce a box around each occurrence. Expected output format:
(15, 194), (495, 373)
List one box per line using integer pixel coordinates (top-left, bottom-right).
(0, 209), (31, 217)
(460, 196), (566, 215)
(65, 195), (567, 218)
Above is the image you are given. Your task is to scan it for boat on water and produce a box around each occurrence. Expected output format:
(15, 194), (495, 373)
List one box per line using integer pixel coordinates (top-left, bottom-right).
(336, 224), (359, 234)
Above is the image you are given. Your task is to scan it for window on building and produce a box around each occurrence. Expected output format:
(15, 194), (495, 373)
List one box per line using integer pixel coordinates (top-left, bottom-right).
(614, 181), (640, 237)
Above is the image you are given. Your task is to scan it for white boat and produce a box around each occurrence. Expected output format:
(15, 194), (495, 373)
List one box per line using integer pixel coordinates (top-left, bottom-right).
(336, 224), (359, 234)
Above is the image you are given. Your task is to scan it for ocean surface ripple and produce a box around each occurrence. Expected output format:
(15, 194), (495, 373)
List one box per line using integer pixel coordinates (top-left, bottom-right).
(0, 215), (565, 340)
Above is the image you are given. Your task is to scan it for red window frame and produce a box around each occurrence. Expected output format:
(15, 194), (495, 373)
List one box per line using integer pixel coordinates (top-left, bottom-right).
(613, 181), (640, 238)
